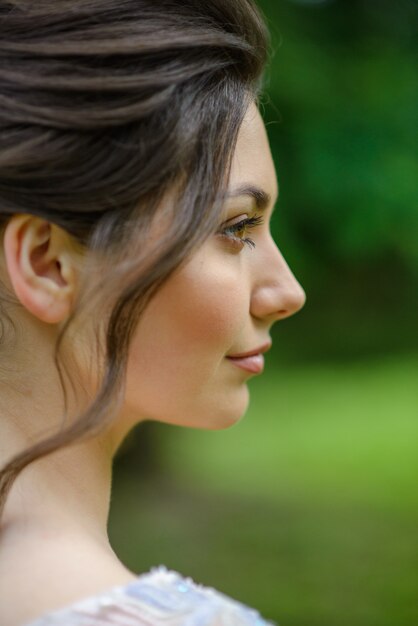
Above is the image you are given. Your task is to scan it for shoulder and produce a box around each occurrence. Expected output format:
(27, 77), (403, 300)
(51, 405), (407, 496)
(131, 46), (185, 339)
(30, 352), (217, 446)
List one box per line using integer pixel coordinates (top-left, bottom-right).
(0, 533), (137, 626)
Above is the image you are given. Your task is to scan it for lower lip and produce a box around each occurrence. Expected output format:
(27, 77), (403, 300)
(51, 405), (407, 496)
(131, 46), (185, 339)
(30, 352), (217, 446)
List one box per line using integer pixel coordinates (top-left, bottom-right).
(226, 354), (265, 374)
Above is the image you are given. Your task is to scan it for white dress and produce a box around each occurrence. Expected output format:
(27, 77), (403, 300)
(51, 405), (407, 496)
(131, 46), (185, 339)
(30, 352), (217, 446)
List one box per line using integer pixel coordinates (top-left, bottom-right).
(25, 565), (276, 625)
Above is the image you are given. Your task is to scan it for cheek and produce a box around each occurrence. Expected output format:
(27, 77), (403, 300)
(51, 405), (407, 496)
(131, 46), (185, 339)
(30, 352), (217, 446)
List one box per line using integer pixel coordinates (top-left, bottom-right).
(123, 252), (249, 423)
(171, 262), (242, 349)
(138, 255), (246, 361)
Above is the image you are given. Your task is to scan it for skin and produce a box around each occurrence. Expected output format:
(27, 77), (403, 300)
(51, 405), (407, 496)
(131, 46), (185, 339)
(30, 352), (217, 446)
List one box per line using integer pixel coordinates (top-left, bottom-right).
(0, 103), (305, 625)
(121, 106), (305, 433)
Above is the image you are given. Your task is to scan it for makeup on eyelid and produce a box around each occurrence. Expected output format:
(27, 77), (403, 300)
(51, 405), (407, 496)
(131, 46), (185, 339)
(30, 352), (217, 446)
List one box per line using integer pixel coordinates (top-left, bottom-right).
(218, 213), (264, 249)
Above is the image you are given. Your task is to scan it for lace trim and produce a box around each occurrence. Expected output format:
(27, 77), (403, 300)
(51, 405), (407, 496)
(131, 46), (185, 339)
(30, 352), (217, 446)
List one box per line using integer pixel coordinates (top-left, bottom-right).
(26, 565), (275, 626)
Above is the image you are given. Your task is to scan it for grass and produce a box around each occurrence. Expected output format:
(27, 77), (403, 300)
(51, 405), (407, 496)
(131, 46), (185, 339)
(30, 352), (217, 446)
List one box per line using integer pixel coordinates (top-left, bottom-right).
(109, 355), (418, 626)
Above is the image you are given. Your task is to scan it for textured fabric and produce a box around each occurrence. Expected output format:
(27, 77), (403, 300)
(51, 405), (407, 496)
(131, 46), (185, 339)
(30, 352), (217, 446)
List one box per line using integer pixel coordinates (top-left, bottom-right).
(25, 565), (276, 626)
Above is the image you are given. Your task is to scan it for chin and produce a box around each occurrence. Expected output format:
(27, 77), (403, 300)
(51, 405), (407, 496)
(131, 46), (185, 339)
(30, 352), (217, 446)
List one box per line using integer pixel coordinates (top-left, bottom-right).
(195, 386), (250, 431)
(141, 386), (250, 431)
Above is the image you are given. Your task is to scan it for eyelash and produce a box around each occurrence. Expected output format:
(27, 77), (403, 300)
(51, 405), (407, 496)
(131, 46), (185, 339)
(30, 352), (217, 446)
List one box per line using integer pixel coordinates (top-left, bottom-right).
(219, 214), (264, 249)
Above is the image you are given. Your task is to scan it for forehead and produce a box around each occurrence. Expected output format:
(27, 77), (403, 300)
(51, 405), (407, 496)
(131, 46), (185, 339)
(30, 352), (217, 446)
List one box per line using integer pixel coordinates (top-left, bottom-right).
(229, 103), (278, 201)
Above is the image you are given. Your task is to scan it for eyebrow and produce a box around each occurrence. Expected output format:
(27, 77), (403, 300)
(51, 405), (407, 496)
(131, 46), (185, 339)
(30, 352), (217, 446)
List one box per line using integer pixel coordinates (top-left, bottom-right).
(226, 184), (276, 211)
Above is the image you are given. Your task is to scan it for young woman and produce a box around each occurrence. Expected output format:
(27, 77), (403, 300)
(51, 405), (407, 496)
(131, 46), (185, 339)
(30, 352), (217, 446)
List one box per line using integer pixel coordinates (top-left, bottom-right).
(0, 1), (305, 624)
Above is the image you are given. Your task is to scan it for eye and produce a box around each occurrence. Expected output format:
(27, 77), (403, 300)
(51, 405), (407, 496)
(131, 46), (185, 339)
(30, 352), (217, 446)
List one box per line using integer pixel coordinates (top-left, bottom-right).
(218, 214), (264, 250)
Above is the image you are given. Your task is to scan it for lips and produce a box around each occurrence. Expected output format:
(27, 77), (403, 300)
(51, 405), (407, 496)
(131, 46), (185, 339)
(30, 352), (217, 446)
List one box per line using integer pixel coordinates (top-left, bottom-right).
(226, 342), (271, 375)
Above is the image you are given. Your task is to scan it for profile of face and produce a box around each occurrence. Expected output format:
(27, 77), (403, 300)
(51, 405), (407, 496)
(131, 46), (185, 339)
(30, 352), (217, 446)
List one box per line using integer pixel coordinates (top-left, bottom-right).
(2, 103), (305, 438)
(122, 103), (306, 431)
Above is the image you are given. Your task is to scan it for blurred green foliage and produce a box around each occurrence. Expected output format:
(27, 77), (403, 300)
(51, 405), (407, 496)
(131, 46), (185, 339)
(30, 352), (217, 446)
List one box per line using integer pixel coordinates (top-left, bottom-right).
(110, 2), (418, 625)
(255, 0), (417, 361)
(110, 359), (418, 626)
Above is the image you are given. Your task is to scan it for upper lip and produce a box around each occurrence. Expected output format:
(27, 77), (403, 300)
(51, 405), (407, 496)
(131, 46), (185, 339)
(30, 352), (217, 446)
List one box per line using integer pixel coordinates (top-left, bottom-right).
(227, 342), (272, 359)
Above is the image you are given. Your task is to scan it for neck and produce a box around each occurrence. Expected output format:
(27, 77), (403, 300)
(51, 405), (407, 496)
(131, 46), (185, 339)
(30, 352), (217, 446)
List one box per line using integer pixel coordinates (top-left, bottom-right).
(1, 420), (114, 547)
(0, 307), (108, 541)
(0, 308), (139, 558)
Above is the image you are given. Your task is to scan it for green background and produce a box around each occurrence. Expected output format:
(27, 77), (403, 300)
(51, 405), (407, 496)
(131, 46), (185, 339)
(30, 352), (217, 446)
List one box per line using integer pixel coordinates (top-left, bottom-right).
(109, 1), (418, 624)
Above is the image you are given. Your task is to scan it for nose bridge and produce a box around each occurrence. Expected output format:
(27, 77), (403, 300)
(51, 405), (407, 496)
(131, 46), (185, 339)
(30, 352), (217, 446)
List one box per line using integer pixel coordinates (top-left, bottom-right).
(251, 235), (306, 322)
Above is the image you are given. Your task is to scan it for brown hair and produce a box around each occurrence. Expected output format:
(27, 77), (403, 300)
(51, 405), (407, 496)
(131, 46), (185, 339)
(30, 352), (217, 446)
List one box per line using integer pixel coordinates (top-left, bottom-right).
(0, 0), (269, 518)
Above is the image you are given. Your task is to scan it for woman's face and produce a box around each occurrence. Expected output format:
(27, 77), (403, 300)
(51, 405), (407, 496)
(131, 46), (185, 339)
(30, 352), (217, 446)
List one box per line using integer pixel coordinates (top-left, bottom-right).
(122, 103), (306, 430)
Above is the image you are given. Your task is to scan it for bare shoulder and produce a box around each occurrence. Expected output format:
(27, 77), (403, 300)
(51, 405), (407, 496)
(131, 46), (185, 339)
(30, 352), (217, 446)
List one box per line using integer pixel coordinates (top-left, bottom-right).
(0, 532), (137, 626)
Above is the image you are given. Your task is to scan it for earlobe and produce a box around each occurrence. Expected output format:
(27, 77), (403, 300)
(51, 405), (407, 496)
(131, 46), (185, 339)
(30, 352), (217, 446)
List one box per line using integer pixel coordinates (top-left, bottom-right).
(3, 214), (76, 324)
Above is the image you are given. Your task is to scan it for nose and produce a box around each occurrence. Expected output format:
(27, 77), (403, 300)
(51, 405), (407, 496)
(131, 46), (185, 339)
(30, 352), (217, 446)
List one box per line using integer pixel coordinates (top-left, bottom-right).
(250, 237), (306, 324)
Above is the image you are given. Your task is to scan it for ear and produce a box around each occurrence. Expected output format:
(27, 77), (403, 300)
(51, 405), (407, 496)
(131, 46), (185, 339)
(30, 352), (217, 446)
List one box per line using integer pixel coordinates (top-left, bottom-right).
(3, 214), (78, 324)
